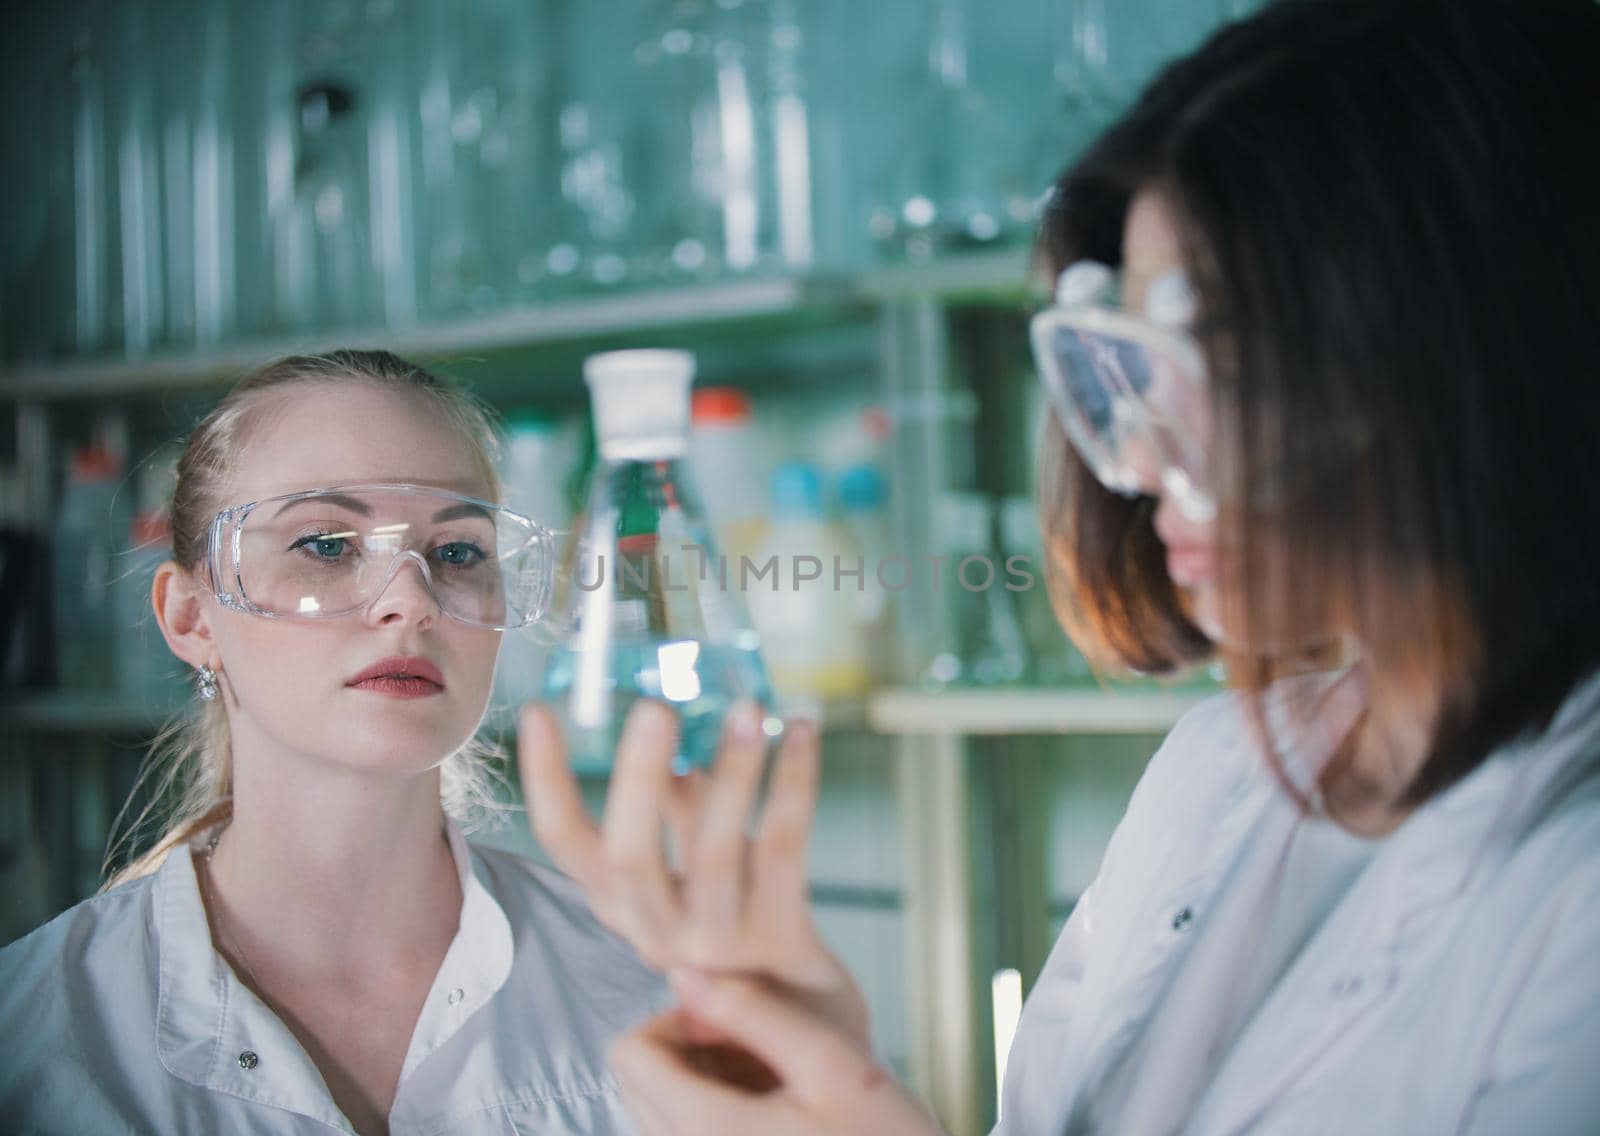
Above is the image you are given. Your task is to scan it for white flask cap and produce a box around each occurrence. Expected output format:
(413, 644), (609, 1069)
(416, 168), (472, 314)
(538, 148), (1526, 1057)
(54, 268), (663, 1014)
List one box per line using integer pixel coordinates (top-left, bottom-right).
(583, 349), (696, 461)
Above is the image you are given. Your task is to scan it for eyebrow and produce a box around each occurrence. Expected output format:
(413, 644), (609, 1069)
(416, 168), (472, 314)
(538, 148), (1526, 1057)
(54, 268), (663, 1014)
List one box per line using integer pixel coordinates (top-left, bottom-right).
(269, 494), (495, 525)
(431, 502), (495, 524)
(273, 493), (373, 519)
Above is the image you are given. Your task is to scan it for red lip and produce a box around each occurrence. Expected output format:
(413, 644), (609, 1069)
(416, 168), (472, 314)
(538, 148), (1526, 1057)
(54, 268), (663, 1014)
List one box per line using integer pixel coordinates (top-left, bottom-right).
(346, 656), (445, 689)
(1164, 544), (1216, 585)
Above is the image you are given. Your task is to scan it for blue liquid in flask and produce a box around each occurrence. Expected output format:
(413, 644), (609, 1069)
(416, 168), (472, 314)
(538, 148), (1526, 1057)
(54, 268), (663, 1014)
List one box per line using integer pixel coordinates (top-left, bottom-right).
(541, 637), (775, 774)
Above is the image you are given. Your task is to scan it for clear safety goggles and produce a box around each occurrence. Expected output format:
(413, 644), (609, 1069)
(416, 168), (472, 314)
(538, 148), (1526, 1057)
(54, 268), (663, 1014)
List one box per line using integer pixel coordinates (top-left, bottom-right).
(1029, 260), (1217, 523)
(205, 483), (556, 630)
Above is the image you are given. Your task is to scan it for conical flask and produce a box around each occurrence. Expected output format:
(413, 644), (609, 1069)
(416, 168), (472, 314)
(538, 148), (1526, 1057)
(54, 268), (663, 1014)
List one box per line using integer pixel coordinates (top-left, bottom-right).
(540, 349), (777, 772)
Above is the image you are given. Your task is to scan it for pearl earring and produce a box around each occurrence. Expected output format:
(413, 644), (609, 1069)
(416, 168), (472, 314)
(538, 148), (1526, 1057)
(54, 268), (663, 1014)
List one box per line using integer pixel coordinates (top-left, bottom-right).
(196, 665), (219, 702)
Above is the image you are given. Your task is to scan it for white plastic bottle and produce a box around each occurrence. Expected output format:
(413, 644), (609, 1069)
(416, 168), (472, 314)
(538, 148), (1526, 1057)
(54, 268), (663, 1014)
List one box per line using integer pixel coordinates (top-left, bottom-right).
(836, 463), (897, 685)
(689, 386), (769, 566)
(54, 447), (128, 691)
(499, 407), (580, 531)
(1000, 494), (1093, 685)
(492, 408), (580, 717)
(113, 444), (183, 708)
(746, 461), (870, 712)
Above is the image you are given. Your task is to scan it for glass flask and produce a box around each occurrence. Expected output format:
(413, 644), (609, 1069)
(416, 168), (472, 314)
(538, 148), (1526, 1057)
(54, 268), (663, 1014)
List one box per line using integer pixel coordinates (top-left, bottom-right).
(627, 0), (816, 282)
(413, 0), (555, 316)
(64, 8), (124, 353)
(110, 3), (166, 357)
(866, 0), (1033, 261)
(264, 0), (420, 334)
(923, 492), (1027, 689)
(1024, 0), (1129, 197)
(1027, 0), (1248, 199)
(285, 75), (376, 332)
(3, 7), (77, 362)
(630, 0), (735, 283)
(542, 0), (649, 292)
(151, 0), (236, 351)
(229, 0), (415, 337)
(541, 349), (777, 773)
(229, 0), (298, 338)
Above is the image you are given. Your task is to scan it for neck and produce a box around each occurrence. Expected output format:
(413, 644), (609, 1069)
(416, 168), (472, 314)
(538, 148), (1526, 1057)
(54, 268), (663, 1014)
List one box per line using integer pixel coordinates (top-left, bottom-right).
(1316, 662), (1433, 837)
(206, 736), (463, 981)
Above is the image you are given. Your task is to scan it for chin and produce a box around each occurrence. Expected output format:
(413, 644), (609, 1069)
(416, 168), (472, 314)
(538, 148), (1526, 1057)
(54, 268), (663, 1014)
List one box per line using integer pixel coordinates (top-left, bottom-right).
(339, 714), (481, 770)
(1185, 583), (1227, 643)
(1187, 588), (1339, 661)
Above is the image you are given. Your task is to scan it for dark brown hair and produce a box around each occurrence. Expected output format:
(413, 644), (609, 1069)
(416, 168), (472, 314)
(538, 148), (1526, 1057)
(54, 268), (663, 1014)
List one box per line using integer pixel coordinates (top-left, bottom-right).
(1037, 0), (1600, 807)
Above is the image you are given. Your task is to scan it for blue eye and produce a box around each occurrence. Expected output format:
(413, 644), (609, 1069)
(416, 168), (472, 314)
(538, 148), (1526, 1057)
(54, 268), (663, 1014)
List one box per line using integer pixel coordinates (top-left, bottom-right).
(433, 541), (486, 568)
(291, 534), (350, 560)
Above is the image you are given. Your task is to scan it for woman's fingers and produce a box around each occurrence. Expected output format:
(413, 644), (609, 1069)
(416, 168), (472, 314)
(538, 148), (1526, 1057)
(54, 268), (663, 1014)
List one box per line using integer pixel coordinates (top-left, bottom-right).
(660, 767), (707, 871)
(683, 701), (768, 953)
(612, 982), (936, 1136)
(526, 699), (830, 989)
(753, 718), (822, 910)
(610, 1011), (787, 1136)
(602, 700), (687, 954)
(518, 704), (604, 890)
(666, 972), (898, 1112)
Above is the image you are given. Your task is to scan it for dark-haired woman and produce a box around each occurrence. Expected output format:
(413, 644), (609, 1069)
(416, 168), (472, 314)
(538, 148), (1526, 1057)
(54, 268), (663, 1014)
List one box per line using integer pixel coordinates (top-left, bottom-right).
(520, 1), (1600, 1132)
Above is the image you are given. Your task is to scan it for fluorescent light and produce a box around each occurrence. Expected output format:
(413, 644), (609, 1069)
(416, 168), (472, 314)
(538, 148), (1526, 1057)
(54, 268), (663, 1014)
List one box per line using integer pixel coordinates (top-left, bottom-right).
(992, 967), (1023, 1119)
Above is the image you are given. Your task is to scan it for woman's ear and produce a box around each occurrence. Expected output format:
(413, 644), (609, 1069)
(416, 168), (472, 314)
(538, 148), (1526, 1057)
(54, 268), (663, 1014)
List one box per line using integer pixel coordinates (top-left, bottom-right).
(153, 561), (215, 670)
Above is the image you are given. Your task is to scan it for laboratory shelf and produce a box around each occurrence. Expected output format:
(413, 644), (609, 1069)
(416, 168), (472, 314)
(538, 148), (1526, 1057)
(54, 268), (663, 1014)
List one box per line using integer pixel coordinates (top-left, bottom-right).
(5, 690), (873, 739)
(4, 685), (1212, 739)
(0, 248), (1035, 401)
(866, 685), (1218, 736)
(1, 690), (186, 734)
(853, 246), (1037, 303)
(478, 696), (870, 742)
(0, 275), (832, 399)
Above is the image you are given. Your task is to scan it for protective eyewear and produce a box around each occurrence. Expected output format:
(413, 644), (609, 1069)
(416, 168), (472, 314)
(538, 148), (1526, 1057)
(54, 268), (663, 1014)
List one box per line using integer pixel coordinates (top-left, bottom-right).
(205, 483), (556, 630)
(1029, 260), (1217, 523)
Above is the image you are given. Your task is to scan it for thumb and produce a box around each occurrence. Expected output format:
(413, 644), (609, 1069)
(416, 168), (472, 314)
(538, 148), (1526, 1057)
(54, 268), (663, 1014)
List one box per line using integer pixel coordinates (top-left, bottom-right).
(671, 971), (890, 1107)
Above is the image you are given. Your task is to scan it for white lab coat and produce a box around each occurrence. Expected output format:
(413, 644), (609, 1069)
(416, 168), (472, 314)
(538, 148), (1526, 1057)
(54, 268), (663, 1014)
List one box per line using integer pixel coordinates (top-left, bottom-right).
(998, 667), (1600, 1136)
(0, 820), (668, 1134)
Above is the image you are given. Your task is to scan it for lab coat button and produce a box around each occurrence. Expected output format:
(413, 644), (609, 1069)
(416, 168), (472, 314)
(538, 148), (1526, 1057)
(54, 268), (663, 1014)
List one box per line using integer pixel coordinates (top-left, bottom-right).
(1331, 975), (1364, 999)
(237, 1051), (258, 1070)
(448, 987), (465, 1006)
(1171, 907), (1193, 931)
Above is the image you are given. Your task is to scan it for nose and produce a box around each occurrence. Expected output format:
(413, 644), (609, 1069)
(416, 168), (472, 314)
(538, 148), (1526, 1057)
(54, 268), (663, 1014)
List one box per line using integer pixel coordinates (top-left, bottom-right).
(1119, 427), (1168, 496)
(363, 550), (441, 629)
(1153, 485), (1216, 549)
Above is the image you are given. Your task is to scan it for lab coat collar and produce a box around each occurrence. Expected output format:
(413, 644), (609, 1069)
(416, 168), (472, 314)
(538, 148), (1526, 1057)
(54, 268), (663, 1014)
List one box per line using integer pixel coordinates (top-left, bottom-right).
(154, 816), (513, 1130)
(1368, 665), (1600, 945)
(1102, 669), (1369, 992)
(1258, 665), (1600, 943)
(1203, 665), (1600, 1133)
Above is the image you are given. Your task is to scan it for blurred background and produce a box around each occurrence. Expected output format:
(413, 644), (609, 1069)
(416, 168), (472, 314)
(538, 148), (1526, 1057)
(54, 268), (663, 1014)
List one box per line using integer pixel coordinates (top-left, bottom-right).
(0, 1), (1251, 1130)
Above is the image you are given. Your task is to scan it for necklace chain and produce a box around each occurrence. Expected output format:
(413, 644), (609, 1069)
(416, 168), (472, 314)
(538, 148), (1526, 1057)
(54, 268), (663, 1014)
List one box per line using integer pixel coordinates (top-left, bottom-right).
(201, 824), (268, 997)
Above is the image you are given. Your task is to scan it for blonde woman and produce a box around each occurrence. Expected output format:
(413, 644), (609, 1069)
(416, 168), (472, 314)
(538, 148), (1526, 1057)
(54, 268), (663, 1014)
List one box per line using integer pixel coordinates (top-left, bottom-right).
(0, 351), (685, 1134)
